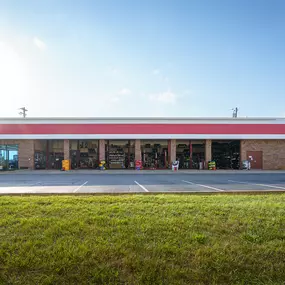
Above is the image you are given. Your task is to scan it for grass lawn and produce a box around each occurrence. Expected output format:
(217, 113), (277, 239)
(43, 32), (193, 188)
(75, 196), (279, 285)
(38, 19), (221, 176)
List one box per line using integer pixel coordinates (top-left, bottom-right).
(0, 194), (285, 285)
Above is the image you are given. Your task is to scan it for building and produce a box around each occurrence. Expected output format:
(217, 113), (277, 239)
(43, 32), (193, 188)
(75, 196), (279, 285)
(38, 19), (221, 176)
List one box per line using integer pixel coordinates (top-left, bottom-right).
(1, 117), (285, 170)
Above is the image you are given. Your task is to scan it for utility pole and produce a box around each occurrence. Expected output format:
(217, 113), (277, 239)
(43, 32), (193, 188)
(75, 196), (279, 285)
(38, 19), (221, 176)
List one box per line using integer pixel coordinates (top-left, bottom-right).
(232, 107), (238, 118)
(19, 107), (28, 118)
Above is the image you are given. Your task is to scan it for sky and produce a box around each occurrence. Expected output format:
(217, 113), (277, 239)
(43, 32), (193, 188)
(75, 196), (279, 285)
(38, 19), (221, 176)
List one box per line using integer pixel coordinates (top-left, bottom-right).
(0, 0), (284, 118)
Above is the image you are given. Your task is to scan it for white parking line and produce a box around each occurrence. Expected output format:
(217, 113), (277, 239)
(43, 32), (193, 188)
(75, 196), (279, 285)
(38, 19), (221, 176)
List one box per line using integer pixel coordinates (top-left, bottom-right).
(73, 181), (88, 193)
(228, 180), (285, 190)
(182, 180), (224, 192)
(134, 181), (149, 192)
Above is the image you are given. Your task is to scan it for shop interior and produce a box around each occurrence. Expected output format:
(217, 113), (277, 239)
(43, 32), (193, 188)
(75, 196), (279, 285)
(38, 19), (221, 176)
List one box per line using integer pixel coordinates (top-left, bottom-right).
(141, 140), (168, 169)
(0, 144), (18, 170)
(105, 140), (135, 169)
(70, 140), (99, 169)
(212, 140), (240, 169)
(176, 140), (205, 169)
(32, 139), (240, 170)
(34, 140), (64, 170)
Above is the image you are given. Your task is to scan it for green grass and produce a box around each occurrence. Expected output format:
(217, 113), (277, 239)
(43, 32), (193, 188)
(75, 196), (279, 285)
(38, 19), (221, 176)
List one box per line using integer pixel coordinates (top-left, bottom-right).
(0, 194), (285, 285)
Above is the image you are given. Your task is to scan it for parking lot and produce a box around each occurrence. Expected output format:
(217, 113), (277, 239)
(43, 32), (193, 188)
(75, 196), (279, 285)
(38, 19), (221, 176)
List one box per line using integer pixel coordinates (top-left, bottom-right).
(1, 171), (285, 194)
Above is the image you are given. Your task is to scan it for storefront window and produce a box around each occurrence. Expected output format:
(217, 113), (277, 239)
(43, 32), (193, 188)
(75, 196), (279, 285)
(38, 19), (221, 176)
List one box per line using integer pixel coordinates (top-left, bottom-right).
(34, 140), (64, 170)
(105, 140), (135, 169)
(192, 141), (205, 169)
(48, 140), (64, 169)
(34, 140), (47, 169)
(176, 141), (189, 169)
(0, 144), (18, 170)
(0, 145), (7, 169)
(141, 140), (168, 169)
(70, 140), (99, 169)
(176, 140), (205, 169)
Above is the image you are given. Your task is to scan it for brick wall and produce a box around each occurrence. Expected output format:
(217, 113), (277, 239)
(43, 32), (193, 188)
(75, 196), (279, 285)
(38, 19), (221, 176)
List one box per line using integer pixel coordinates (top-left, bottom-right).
(99, 139), (105, 161)
(168, 139), (176, 165)
(135, 139), (141, 161)
(63, 139), (70, 160)
(0, 140), (20, 145)
(18, 140), (35, 169)
(205, 139), (212, 168)
(241, 139), (285, 170)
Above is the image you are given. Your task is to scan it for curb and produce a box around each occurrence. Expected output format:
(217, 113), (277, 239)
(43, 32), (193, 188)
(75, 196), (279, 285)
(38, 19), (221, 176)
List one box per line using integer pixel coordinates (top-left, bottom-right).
(1, 191), (285, 196)
(1, 170), (285, 175)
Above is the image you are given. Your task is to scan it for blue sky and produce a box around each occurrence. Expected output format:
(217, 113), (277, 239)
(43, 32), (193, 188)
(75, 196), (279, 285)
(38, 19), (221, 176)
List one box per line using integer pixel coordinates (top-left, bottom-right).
(0, 0), (284, 117)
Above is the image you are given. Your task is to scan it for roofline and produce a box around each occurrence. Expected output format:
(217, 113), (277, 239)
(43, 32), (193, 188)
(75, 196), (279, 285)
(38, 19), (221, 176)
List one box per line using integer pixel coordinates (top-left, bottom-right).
(0, 116), (285, 121)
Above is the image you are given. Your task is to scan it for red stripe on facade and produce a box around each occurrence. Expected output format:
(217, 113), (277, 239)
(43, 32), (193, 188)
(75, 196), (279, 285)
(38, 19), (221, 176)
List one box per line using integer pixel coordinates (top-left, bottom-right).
(1, 124), (285, 135)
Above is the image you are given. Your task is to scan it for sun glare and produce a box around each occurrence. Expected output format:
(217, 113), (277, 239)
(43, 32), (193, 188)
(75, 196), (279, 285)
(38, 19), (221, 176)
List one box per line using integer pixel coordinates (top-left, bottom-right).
(0, 42), (28, 100)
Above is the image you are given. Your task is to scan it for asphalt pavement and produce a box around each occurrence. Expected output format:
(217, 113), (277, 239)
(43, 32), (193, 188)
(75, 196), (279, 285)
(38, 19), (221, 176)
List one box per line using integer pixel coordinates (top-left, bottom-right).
(1, 171), (285, 194)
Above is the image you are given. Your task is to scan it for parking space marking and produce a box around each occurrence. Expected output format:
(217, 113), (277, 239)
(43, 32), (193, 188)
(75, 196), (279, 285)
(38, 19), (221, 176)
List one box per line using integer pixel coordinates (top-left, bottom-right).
(182, 180), (224, 192)
(134, 181), (149, 192)
(73, 181), (89, 193)
(228, 180), (285, 190)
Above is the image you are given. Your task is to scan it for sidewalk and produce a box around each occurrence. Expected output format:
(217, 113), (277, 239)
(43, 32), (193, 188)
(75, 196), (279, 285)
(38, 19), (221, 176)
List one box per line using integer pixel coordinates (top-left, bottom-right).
(1, 169), (285, 175)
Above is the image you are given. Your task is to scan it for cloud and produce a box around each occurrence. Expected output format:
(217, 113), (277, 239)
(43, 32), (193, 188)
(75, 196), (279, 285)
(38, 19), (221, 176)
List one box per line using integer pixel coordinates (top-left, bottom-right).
(109, 88), (131, 103)
(149, 91), (177, 104)
(33, 37), (46, 50)
(119, 88), (131, 95)
(152, 69), (170, 83)
(152, 69), (160, 75)
(110, 96), (120, 103)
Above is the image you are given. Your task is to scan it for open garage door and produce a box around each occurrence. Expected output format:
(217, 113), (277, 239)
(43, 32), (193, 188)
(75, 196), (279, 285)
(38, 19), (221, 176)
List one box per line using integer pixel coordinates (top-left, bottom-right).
(212, 140), (240, 169)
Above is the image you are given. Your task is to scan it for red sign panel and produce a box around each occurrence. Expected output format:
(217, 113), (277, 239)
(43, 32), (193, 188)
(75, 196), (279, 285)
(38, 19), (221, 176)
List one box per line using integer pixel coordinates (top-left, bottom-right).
(0, 123), (285, 134)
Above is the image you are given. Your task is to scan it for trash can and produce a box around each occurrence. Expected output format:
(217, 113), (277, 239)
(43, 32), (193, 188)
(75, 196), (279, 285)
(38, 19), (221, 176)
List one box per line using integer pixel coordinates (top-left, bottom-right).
(242, 160), (248, 170)
(62, 160), (70, 171)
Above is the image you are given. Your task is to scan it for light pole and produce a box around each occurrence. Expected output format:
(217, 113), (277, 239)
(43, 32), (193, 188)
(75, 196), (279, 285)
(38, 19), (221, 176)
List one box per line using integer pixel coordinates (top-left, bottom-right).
(19, 107), (28, 118)
(232, 107), (238, 118)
